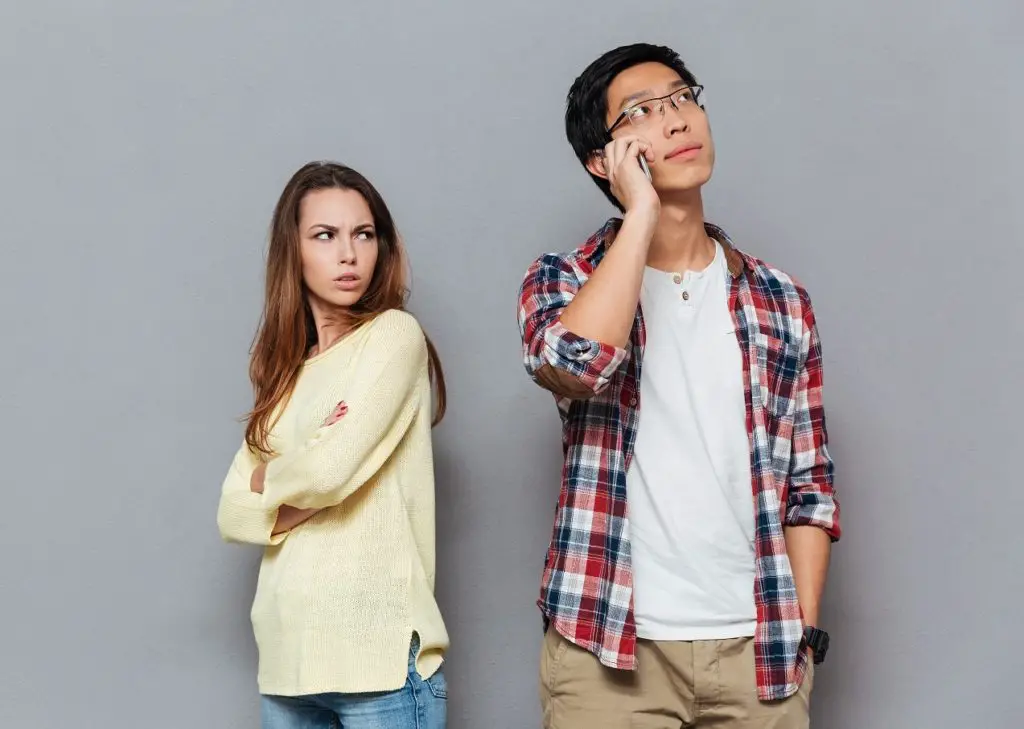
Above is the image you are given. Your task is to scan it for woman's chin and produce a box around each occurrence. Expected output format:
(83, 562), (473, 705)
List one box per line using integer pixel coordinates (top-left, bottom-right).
(309, 288), (368, 312)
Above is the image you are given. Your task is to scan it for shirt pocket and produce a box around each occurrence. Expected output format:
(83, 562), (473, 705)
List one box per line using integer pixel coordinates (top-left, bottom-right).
(752, 331), (802, 423)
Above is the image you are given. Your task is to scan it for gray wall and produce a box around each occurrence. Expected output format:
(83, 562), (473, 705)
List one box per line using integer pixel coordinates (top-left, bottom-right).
(1, 1), (1021, 727)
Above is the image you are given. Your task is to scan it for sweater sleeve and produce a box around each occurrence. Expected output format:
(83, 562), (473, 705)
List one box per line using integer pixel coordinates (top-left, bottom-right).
(216, 442), (287, 546)
(261, 310), (428, 511)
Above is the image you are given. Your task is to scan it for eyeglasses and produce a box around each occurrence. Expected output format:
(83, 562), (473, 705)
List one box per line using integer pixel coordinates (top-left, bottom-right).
(607, 85), (705, 133)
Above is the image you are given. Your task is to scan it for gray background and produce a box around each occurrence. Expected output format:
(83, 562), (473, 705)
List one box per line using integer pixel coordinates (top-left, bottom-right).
(1, 1), (1021, 727)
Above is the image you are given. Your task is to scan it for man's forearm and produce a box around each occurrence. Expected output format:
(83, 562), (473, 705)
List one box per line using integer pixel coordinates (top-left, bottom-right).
(785, 526), (832, 626)
(559, 212), (655, 347)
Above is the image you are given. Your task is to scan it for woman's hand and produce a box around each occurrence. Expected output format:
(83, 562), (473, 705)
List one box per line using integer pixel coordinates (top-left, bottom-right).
(252, 457), (320, 535)
(272, 505), (321, 535)
(250, 462), (267, 494)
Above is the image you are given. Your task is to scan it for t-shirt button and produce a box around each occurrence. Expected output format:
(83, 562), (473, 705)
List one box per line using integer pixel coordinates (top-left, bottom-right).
(629, 398), (638, 406)
(672, 273), (682, 284)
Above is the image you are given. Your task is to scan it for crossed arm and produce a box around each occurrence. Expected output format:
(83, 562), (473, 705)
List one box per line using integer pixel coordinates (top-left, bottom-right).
(216, 312), (427, 546)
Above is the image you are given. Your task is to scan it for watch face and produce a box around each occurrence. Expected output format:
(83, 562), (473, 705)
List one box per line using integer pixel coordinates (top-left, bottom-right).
(805, 628), (829, 663)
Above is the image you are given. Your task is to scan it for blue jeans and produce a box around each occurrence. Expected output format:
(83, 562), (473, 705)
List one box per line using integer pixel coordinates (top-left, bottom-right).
(261, 638), (447, 729)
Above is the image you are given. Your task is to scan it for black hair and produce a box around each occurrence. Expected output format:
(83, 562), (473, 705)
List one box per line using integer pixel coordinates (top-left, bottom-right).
(565, 43), (699, 210)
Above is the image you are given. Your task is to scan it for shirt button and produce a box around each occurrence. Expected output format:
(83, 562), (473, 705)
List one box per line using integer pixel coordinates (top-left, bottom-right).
(629, 398), (637, 406)
(672, 273), (682, 284)
(681, 290), (690, 301)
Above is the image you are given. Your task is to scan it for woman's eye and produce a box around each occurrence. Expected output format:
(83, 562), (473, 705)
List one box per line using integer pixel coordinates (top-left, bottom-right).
(356, 230), (376, 241)
(315, 231), (333, 241)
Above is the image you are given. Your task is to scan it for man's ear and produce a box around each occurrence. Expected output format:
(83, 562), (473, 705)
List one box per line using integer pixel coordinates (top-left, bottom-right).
(585, 151), (609, 181)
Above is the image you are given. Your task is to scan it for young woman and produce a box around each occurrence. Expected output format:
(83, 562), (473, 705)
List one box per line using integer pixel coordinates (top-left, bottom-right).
(217, 162), (449, 729)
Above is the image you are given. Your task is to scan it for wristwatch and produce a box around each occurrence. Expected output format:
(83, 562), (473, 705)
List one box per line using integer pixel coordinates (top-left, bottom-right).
(803, 626), (829, 665)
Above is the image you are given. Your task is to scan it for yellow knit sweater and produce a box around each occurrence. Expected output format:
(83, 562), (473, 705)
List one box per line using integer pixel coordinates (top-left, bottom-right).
(216, 309), (448, 696)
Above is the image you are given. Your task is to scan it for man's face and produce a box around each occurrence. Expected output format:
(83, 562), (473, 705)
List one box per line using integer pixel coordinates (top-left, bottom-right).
(605, 62), (715, 194)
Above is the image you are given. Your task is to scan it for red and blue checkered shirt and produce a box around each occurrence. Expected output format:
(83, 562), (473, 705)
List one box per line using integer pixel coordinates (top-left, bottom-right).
(517, 218), (841, 701)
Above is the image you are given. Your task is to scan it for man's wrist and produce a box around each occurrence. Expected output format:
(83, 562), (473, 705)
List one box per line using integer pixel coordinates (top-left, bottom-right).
(802, 605), (820, 629)
(620, 207), (659, 243)
(803, 609), (819, 652)
(803, 625), (830, 664)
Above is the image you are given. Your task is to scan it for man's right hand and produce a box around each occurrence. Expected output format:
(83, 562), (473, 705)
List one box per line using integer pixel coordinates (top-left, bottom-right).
(552, 136), (661, 364)
(601, 136), (660, 220)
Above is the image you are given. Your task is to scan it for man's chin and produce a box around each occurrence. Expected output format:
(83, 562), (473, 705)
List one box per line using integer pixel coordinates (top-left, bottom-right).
(654, 176), (711, 199)
(659, 165), (713, 190)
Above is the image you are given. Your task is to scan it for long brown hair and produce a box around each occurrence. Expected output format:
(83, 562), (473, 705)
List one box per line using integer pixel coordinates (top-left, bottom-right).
(245, 161), (447, 455)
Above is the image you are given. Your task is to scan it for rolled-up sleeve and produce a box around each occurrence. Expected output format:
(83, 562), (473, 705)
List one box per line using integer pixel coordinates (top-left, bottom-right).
(517, 254), (627, 398)
(785, 293), (841, 541)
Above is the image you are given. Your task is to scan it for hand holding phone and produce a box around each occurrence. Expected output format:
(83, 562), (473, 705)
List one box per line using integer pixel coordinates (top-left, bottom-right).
(638, 154), (652, 181)
(596, 136), (658, 214)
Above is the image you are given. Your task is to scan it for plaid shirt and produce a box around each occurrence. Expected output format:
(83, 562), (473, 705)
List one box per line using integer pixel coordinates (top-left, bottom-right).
(517, 218), (840, 701)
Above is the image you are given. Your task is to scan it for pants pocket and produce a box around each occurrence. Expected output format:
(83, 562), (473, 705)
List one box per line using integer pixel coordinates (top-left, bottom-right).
(425, 669), (448, 700)
(540, 627), (572, 695)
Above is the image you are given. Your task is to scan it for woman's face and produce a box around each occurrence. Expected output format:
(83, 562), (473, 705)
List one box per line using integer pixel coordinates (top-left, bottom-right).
(297, 187), (380, 311)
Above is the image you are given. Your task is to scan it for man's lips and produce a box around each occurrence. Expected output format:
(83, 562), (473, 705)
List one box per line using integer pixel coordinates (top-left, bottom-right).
(666, 143), (703, 160)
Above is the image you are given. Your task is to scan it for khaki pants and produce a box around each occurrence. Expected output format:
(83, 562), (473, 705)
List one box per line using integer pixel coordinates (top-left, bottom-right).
(539, 629), (813, 729)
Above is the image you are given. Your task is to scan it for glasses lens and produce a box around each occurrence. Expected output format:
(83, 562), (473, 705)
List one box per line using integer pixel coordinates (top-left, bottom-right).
(674, 87), (698, 105)
(626, 99), (663, 127)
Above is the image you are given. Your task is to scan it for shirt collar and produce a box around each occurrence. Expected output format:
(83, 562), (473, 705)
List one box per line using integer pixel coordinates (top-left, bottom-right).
(704, 222), (746, 278)
(599, 218), (747, 278)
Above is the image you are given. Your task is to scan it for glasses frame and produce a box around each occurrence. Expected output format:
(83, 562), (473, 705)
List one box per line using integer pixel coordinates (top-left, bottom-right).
(607, 84), (706, 134)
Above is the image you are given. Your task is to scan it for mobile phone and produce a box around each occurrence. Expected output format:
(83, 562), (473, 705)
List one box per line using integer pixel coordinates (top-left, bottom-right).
(638, 154), (652, 181)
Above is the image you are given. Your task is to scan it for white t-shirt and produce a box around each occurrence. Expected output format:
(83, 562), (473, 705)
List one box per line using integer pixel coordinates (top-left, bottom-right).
(626, 242), (757, 641)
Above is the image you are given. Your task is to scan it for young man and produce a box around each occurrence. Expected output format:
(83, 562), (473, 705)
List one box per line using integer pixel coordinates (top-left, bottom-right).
(517, 44), (841, 728)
